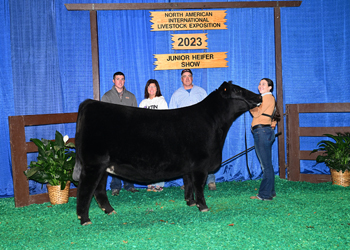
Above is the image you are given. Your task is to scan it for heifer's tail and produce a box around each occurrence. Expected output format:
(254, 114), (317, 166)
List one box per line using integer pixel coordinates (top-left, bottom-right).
(72, 161), (82, 181)
(72, 99), (93, 181)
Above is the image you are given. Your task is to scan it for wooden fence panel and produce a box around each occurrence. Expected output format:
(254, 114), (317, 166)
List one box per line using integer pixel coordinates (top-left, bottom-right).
(286, 103), (350, 183)
(9, 113), (78, 207)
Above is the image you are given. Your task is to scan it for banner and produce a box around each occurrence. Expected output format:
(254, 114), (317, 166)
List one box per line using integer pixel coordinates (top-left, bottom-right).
(154, 52), (228, 70)
(150, 10), (227, 31)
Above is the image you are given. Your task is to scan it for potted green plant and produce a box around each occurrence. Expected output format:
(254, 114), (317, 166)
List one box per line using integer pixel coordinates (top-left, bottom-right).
(311, 132), (350, 187)
(24, 130), (76, 204)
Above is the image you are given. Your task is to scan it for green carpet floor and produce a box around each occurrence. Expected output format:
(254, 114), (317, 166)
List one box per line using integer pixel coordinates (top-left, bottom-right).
(0, 177), (349, 249)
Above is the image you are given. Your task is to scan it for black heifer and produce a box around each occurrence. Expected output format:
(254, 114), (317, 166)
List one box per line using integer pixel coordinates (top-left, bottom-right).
(73, 81), (261, 225)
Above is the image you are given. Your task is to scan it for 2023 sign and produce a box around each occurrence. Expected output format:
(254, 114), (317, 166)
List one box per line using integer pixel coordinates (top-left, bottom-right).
(178, 37), (202, 46)
(171, 33), (208, 50)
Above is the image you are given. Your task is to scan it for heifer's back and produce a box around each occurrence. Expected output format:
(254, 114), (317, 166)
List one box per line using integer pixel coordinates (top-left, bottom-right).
(76, 92), (222, 183)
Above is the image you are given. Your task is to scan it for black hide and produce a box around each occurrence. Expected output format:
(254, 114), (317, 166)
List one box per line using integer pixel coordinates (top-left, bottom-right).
(74, 81), (261, 225)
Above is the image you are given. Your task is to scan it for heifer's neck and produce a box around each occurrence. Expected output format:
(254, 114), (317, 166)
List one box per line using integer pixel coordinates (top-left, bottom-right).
(201, 91), (249, 133)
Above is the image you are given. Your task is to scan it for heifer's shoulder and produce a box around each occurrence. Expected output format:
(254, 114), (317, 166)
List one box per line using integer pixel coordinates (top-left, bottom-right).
(79, 99), (121, 112)
(79, 99), (97, 110)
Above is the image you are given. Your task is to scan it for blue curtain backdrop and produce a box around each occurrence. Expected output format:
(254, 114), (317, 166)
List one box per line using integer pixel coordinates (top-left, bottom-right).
(0, 0), (15, 197)
(0, 0), (349, 196)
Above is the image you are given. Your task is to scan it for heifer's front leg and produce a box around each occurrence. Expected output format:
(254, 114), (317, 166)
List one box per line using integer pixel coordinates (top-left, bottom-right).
(192, 171), (209, 212)
(183, 174), (196, 207)
(76, 165), (105, 225)
(94, 171), (115, 215)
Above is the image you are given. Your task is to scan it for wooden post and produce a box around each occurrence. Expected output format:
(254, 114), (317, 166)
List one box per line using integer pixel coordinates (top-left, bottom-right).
(90, 10), (100, 100)
(286, 104), (300, 181)
(274, 7), (286, 179)
(9, 116), (30, 207)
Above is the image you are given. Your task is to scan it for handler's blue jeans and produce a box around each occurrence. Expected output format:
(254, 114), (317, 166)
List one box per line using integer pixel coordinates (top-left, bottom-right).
(252, 126), (276, 199)
(110, 176), (134, 191)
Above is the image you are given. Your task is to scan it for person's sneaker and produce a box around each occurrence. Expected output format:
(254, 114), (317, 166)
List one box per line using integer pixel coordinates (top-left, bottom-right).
(111, 189), (120, 196)
(208, 182), (216, 191)
(127, 187), (139, 193)
(154, 186), (163, 192)
(147, 185), (154, 192)
(147, 185), (163, 192)
(250, 195), (273, 201)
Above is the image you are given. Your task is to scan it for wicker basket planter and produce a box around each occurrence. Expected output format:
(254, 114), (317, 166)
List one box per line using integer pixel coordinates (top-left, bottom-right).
(330, 169), (350, 187)
(47, 181), (71, 205)
(311, 133), (350, 187)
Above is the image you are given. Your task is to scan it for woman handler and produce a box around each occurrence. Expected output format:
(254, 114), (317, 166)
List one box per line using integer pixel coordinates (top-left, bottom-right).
(250, 78), (280, 201)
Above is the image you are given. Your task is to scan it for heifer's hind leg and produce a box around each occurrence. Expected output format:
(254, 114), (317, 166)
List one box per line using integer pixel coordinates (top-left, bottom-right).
(94, 171), (115, 215)
(76, 165), (106, 225)
(183, 174), (196, 207)
(193, 171), (209, 212)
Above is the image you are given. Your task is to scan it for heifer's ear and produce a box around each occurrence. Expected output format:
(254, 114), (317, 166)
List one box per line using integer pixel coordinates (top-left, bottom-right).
(219, 81), (232, 99)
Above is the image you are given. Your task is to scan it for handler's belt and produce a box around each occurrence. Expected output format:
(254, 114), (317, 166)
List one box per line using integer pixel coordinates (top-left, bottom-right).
(251, 124), (271, 131)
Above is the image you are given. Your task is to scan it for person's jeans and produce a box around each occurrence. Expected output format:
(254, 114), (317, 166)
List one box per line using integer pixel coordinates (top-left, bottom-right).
(253, 126), (276, 199)
(110, 176), (134, 191)
(206, 174), (215, 184)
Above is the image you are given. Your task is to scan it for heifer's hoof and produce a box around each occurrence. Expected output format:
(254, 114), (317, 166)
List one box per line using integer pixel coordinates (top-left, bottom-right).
(80, 218), (92, 226)
(78, 215), (92, 226)
(82, 221), (92, 226)
(108, 210), (116, 215)
(186, 200), (196, 207)
(197, 204), (209, 212)
(103, 207), (116, 214)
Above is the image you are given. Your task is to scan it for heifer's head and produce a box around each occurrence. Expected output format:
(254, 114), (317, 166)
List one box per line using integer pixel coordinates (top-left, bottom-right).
(219, 81), (262, 110)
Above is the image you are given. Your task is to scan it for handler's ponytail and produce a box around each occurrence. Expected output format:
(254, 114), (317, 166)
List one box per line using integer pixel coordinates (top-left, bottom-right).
(273, 102), (281, 122)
